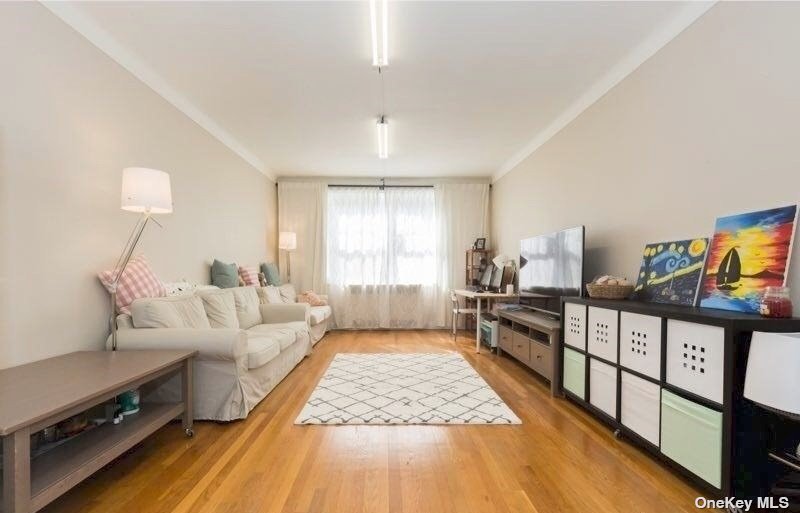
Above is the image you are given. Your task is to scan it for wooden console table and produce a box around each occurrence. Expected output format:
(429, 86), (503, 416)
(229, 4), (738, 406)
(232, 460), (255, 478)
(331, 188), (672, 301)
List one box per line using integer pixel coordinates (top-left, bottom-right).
(497, 309), (561, 396)
(0, 350), (196, 513)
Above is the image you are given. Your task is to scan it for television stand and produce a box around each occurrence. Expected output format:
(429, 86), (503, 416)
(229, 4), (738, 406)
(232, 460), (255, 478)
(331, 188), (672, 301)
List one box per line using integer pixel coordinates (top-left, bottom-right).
(497, 309), (561, 396)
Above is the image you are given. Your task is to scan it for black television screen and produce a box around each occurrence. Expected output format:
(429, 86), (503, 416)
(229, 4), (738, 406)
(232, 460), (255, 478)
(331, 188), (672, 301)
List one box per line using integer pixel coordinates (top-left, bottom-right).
(519, 226), (584, 316)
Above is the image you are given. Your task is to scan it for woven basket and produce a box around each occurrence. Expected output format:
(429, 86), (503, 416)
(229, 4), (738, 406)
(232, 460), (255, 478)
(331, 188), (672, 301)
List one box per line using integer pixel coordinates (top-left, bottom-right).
(586, 283), (634, 300)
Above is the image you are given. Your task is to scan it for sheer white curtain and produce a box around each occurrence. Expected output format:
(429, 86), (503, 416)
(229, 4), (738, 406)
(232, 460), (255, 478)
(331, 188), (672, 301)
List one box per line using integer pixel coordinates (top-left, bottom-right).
(278, 181), (327, 293)
(327, 187), (442, 328)
(434, 183), (491, 326)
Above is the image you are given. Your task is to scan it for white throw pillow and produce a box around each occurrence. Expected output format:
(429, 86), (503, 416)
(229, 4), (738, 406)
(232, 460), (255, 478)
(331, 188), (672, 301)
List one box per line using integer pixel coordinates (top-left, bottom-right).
(257, 285), (283, 305)
(130, 295), (211, 329)
(231, 287), (263, 329)
(197, 289), (239, 329)
(279, 283), (297, 304)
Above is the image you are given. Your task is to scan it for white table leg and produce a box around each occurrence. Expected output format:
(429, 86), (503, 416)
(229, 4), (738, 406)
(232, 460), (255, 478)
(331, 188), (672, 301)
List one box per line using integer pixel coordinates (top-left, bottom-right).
(476, 297), (482, 353)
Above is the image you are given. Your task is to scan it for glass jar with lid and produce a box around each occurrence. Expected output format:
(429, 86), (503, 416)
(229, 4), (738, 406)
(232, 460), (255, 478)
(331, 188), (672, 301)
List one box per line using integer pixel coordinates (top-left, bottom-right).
(759, 286), (793, 318)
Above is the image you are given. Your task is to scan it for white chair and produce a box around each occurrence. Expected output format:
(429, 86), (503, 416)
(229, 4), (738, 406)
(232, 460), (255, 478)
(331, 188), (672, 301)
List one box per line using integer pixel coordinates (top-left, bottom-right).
(451, 291), (477, 339)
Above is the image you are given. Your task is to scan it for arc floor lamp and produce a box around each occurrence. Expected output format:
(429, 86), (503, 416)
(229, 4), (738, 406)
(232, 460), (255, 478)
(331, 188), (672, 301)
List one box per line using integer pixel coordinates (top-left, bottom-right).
(279, 231), (297, 284)
(109, 167), (173, 350)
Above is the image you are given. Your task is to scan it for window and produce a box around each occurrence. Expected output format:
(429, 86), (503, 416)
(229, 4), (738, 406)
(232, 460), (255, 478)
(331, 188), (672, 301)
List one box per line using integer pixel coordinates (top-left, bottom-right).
(326, 186), (436, 286)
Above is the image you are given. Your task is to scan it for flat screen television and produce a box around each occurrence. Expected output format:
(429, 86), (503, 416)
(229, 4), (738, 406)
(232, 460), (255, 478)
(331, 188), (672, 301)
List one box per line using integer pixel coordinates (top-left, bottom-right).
(519, 226), (585, 317)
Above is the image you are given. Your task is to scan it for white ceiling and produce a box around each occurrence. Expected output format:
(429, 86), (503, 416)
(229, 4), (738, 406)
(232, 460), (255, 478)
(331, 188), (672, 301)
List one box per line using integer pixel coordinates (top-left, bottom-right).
(47, 1), (711, 180)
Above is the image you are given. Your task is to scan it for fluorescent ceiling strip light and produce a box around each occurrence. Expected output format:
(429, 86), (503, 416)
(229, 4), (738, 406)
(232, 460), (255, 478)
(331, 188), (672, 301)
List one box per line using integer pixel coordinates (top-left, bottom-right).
(370, 0), (388, 66)
(377, 117), (389, 159)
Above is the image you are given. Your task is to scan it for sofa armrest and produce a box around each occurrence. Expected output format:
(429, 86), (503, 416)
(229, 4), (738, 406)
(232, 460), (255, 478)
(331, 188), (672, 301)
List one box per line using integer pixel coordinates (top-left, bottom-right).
(108, 328), (248, 362)
(260, 303), (310, 324)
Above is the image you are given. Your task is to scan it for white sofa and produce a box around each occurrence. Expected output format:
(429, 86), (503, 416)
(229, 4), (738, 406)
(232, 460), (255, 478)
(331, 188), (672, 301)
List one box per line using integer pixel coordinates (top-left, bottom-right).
(256, 284), (332, 345)
(110, 287), (312, 421)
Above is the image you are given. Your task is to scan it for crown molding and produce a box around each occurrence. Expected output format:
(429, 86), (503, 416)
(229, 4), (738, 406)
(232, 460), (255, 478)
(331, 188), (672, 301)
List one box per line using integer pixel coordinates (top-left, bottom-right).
(41, 1), (275, 181)
(493, 1), (716, 183)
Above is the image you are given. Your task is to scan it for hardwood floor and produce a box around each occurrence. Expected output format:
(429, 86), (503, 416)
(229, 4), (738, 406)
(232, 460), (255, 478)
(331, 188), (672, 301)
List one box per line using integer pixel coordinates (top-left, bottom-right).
(44, 330), (705, 513)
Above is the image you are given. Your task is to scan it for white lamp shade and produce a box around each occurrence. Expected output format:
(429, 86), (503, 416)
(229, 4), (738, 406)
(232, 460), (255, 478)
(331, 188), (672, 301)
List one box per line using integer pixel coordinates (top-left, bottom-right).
(744, 331), (800, 415)
(279, 231), (297, 250)
(121, 167), (173, 214)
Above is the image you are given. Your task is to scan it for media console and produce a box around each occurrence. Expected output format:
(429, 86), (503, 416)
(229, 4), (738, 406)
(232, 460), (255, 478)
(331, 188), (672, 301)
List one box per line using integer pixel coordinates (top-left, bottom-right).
(497, 309), (561, 396)
(559, 296), (800, 499)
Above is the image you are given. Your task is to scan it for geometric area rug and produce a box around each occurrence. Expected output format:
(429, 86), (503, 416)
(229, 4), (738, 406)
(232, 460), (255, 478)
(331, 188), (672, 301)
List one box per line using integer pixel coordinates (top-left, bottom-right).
(295, 353), (521, 425)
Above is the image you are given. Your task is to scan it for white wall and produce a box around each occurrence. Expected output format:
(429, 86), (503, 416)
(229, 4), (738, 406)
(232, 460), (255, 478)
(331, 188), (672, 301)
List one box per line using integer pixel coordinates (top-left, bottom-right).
(492, 2), (800, 306)
(0, 3), (277, 368)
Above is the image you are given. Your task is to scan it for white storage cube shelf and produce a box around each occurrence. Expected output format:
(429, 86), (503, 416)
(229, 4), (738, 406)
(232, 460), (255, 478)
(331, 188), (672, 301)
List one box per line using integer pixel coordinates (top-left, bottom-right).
(564, 303), (586, 350)
(620, 371), (661, 446)
(666, 320), (725, 404)
(589, 358), (617, 419)
(587, 307), (619, 363)
(619, 312), (662, 380)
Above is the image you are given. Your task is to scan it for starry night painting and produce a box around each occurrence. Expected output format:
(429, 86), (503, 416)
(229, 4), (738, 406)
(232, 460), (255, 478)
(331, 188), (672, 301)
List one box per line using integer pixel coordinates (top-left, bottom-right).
(634, 239), (709, 306)
(698, 205), (798, 313)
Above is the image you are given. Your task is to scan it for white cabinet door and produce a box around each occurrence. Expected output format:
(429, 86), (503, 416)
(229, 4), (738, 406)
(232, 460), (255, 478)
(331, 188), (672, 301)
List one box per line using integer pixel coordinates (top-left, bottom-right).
(564, 303), (586, 350)
(666, 320), (725, 404)
(619, 312), (662, 380)
(587, 307), (619, 363)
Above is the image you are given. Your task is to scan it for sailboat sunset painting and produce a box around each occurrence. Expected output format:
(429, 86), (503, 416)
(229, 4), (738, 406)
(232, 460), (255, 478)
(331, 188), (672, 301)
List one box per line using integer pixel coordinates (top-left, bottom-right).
(699, 205), (799, 313)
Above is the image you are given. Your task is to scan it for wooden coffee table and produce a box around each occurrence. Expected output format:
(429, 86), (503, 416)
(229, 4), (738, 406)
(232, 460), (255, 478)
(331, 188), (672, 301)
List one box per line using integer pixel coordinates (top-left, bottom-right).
(0, 350), (196, 513)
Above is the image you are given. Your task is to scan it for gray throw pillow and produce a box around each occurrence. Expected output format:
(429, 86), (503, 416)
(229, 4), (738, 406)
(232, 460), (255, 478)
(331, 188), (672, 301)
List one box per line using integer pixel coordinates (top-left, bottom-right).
(260, 262), (282, 286)
(211, 259), (239, 289)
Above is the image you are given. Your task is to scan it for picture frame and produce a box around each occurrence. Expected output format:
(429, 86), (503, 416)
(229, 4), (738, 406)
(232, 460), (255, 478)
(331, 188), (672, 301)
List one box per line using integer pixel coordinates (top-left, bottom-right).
(698, 205), (798, 313)
(473, 238), (486, 250)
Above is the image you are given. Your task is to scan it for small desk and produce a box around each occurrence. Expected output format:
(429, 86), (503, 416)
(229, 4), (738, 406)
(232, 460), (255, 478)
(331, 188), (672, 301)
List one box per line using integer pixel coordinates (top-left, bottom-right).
(453, 289), (518, 353)
(0, 350), (196, 513)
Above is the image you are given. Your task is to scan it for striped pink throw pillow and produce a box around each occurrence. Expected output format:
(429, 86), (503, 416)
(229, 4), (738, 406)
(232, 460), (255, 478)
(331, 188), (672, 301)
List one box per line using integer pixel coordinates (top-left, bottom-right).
(238, 265), (260, 287)
(98, 255), (166, 314)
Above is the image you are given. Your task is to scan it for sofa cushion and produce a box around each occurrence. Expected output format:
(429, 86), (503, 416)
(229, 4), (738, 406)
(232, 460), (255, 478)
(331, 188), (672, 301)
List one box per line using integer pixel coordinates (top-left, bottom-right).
(279, 283), (297, 304)
(257, 285), (283, 305)
(297, 290), (327, 306)
(231, 287), (263, 329)
(260, 262), (281, 286)
(238, 265), (260, 287)
(98, 255), (166, 314)
(130, 295), (211, 329)
(246, 323), (300, 352)
(197, 289), (239, 329)
(309, 305), (332, 326)
(246, 335), (281, 369)
(211, 259), (239, 289)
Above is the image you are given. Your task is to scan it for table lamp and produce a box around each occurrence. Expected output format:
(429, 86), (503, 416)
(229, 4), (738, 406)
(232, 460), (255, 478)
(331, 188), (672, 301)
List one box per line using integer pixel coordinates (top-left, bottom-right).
(279, 231), (297, 284)
(109, 167), (173, 350)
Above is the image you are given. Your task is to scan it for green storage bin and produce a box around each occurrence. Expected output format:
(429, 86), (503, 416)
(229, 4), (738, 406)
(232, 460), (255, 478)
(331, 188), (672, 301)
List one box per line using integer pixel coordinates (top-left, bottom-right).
(563, 348), (586, 399)
(660, 389), (723, 488)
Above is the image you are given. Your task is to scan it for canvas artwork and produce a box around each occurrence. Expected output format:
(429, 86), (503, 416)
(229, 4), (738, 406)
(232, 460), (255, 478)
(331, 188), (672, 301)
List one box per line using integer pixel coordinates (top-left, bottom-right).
(698, 205), (798, 313)
(634, 239), (709, 306)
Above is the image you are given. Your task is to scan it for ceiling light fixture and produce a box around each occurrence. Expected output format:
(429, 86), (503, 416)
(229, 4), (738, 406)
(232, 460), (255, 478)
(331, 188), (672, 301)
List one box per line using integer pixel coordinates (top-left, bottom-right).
(370, 0), (388, 67)
(377, 116), (388, 159)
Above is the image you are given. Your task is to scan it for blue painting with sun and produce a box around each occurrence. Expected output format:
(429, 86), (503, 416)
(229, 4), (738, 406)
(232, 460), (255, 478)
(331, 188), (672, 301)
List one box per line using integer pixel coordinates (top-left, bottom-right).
(634, 239), (709, 306)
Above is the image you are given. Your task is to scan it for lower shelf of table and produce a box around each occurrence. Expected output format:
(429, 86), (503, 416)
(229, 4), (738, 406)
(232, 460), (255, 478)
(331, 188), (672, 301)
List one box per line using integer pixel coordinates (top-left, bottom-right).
(24, 402), (183, 512)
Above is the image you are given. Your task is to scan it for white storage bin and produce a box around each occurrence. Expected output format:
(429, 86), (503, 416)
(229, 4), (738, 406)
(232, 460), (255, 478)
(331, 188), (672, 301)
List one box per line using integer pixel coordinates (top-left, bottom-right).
(620, 312), (662, 380)
(587, 307), (619, 363)
(621, 371), (661, 446)
(666, 320), (725, 404)
(590, 358), (617, 419)
(564, 303), (586, 350)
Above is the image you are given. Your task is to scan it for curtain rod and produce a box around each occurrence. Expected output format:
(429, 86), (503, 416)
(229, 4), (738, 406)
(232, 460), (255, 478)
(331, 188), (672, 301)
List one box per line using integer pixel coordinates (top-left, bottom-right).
(327, 184), (433, 189)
